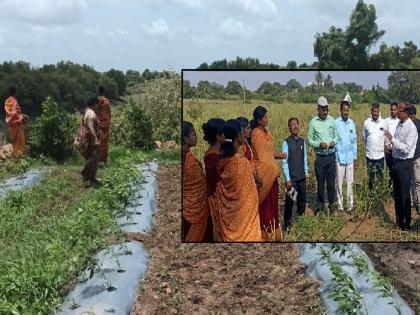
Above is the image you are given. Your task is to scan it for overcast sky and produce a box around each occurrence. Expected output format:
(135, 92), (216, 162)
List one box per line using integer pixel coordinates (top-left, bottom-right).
(0, 0), (418, 72)
(183, 70), (391, 90)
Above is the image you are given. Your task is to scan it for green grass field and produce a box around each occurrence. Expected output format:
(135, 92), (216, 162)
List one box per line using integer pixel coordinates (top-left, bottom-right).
(183, 98), (420, 241)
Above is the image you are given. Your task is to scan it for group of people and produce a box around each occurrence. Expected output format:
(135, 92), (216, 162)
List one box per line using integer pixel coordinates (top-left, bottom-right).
(182, 95), (419, 243)
(3, 86), (112, 185)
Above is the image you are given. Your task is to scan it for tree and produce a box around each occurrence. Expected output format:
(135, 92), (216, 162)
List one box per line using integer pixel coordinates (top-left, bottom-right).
(314, 0), (385, 68)
(286, 60), (297, 69)
(286, 79), (302, 90)
(324, 74), (334, 90)
(105, 69), (126, 96)
(225, 80), (243, 95)
(197, 80), (212, 98)
(345, 0), (385, 68)
(314, 26), (347, 68)
(315, 71), (324, 89)
(388, 71), (420, 104)
(257, 81), (273, 95)
(126, 69), (141, 86)
(182, 80), (193, 98)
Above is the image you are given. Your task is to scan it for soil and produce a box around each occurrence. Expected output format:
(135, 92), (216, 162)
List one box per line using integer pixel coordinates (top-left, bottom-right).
(129, 164), (324, 315)
(361, 243), (420, 314)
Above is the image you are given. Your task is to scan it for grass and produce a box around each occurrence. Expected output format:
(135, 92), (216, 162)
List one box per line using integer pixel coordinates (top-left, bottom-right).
(0, 145), (172, 314)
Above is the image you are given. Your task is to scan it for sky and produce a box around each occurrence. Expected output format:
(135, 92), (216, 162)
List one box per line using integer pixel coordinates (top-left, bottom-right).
(183, 70), (391, 90)
(0, 0), (419, 72)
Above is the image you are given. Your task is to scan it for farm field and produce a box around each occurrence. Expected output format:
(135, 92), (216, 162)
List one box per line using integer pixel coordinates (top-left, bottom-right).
(183, 98), (420, 242)
(131, 162), (420, 314)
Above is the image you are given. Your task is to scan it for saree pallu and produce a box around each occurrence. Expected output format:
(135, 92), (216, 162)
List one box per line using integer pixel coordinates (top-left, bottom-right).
(251, 127), (281, 241)
(209, 154), (263, 242)
(183, 151), (211, 242)
(96, 96), (111, 163)
(8, 124), (25, 159)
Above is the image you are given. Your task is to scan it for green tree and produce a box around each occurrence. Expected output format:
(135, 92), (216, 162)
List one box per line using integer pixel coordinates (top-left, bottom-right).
(183, 80), (193, 98)
(105, 69), (126, 96)
(286, 60), (297, 69)
(345, 0), (385, 68)
(225, 80), (243, 95)
(314, 0), (385, 68)
(286, 79), (302, 90)
(388, 71), (420, 104)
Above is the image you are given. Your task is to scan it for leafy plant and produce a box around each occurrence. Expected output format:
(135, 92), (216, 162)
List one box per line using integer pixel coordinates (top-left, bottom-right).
(26, 97), (79, 162)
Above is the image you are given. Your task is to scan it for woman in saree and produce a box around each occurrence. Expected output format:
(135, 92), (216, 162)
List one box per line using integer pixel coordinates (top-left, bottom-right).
(237, 116), (262, 188)
(74, 98), (102, 186)
(182, 121), (212, 242)
(250, 106), (286, 241)
(202, 118), (225, 196)
(209, 119), (263, 242)
(4, 86), (28, 160)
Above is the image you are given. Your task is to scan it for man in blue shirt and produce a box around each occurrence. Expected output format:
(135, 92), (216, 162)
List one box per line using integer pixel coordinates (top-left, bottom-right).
(281, 117), (309, 229)
(335, 100), (357, 215)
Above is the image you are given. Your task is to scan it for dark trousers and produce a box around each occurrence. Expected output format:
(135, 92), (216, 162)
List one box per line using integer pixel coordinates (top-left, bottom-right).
(284, 178), (306, 226)
(81, 145), (100, 181)
(392, 158), (413, 230)
(315, 153), (336, 208)
(366, 157), (384, 191)
(385, 150), (394, 189)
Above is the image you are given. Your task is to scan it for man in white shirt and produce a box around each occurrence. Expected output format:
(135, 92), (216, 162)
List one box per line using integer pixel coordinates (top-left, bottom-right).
(383, 101), (399, 188)
(384, 101), (418, 231)
(362, 102), (385, 192)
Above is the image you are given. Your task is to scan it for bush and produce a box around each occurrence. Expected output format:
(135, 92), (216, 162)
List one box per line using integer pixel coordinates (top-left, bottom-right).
(110, 100), (153, 149)
(27, 97), (78, 162)
(142, 72), (181, 143)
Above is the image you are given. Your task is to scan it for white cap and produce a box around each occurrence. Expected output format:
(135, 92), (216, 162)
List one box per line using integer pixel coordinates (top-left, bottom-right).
(343, 92), (352, 103)
(317, 96), (329, 107)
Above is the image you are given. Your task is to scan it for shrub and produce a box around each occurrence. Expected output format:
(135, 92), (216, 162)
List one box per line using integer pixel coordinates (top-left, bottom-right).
(27, 97), (78, 162)
(142, 72), (181, 143)
(110, 100), (153, 150)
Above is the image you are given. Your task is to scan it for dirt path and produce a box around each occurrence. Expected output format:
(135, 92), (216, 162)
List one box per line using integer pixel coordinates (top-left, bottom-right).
(129, 165), (324, 315)
(361, 243), (420, 314)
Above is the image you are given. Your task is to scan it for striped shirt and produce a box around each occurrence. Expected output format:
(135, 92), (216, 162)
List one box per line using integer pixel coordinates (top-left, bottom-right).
(391, 118), (418, 160)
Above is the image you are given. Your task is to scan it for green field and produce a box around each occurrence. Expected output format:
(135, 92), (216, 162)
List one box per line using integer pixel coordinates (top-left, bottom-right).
(183, 98), (420, 242)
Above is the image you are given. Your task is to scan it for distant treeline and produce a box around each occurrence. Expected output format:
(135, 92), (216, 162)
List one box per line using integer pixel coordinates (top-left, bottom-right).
(197, 1), (420, 70)
(183, 71), (420, 105)
(0, 61), (172, 119)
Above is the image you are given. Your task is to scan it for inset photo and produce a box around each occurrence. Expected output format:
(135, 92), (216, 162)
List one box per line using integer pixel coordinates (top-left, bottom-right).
(182, 70), (420, 242)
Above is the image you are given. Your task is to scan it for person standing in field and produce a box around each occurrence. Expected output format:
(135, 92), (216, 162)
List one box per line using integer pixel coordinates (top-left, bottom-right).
(408, 105), (420, 215)
(95, 85), (111, 165)
(74, 98), (102, 186)
(384, 101), (400, 189)
(182, 121), (211, 242)
(236, 116), (262, 189)
(4, 86), (28, 160)
(209, 119), (263, 242)
(281, 117), (309, 229)
(251, 106), (286, 241)
(362, 102), (386, 192)
(202, 118), (225, 241)
(308, 96), (339, 213)
(203, 118), (225, 197)
(384, 101), (418, 230)
(335, 99), (357, 215)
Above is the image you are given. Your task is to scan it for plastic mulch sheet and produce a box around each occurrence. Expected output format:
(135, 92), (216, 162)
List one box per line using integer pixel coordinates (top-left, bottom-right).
(300, 243), (414, 315)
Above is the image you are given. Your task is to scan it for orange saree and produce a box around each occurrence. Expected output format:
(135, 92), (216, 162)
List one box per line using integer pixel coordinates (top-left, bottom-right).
(209, 154), (263, 242)
(251, 127), (281, 241)
(183, 151), (210, 242)
(4, 97), (25, 158)
(251, 127), (280, 202)
(96, 96), (111, 163)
